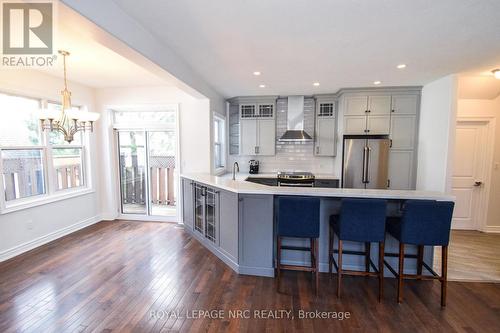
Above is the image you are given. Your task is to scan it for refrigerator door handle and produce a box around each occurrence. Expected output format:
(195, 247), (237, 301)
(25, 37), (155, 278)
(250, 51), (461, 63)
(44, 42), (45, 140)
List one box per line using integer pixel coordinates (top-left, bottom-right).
(362, 146), (369, 183)
(365, 147), (371, 183)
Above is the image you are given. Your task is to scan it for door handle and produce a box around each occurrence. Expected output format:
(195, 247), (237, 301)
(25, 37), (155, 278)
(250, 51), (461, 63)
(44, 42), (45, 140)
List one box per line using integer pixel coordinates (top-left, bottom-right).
(474, 181), (483, 187)
(362, 146), (369, 183)
(365, 147), (371, 183)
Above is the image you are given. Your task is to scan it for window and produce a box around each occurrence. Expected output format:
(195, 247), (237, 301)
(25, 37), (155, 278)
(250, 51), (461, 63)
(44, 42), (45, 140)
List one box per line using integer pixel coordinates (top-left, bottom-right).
(113, 110), (176, 125)
(318, 103), (334, 117)
(46, 102), (85, 191)
(1, 149), (46, 201)
(0, 92), (90, 209)
(213, 115), (226, 171)
(240, 104), (256, 118)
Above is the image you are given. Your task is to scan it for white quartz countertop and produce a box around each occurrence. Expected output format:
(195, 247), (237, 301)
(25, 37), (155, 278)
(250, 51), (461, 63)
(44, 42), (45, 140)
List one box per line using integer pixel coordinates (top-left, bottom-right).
(181, 173), (455, 201)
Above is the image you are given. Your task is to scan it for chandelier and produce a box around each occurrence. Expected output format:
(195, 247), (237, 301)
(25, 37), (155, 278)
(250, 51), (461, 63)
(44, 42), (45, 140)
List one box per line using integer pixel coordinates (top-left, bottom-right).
(39, 50), (100, 143)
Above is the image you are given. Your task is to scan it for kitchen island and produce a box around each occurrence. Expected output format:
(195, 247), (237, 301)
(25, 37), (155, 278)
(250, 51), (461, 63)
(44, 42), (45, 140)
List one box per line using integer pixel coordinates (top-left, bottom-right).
(181, 173), (454, 277)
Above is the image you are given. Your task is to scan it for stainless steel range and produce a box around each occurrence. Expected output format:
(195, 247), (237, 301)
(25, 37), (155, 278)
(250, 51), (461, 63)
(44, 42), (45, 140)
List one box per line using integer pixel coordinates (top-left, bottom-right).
(277, 171), (315, 187)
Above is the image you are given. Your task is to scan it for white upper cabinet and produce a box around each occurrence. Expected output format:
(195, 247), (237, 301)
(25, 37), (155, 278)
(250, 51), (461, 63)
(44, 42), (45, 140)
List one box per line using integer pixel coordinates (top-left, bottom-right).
(343, 116), (367, 134)
(240, 119), (258, 155)
(368, 95), (391, 115)
(344, 96), (368, 116)
(315, 101), (337, 156)
(238, 101), (276, 156)
(367, 115), (391, 134)
(391, 95), (418, 114)
(343, 95), (391, 135)
(257, 119), (276, 155)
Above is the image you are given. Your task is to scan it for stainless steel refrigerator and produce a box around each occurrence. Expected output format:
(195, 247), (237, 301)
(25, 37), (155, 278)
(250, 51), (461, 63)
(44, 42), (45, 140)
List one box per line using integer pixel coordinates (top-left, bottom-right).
(342, 135), (390, 189)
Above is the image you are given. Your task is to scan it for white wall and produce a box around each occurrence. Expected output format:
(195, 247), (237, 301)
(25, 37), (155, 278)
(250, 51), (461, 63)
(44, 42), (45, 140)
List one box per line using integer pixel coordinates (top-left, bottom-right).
(0, 69), (101, 261)
(416, 75), (458, 193)
(457, 95), (500, 228)
(94, 86), (211, 220)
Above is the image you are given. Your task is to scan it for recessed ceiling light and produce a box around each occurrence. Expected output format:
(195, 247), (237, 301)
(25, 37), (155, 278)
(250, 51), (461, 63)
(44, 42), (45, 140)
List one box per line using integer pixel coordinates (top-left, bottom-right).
(253, 71), (261, 76)
(259, 84), (266, 88)
(313, 82), (320, 86)
(373, 81), (381, 85)
(493, 69), (500, 79)
(397, 64), (407, 69)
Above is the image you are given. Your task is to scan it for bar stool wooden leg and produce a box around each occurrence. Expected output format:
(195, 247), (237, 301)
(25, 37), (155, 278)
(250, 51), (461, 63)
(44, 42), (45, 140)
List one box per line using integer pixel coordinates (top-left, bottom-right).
(417, 245), (424, 278)
(441, 245), (448, 307)
(379, 242), (384, 302)
(337, 239), (343, 298)
(314, 238), (319, 295)
(328, 224), (333, 274)
(277, 237), (281, 292)
(397, 242), (405, 303)
(365, 242), (371, 273)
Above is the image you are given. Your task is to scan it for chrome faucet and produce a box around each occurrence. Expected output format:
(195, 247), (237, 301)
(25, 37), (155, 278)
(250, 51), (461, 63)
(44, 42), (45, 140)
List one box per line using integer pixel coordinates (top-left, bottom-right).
(232, 162), (240, 180)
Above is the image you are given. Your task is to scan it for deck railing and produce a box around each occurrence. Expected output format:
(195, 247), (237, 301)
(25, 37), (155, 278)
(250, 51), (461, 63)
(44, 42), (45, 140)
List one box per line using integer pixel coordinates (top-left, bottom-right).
(2, 155), (81, 200)
(120, 155), (176, 207)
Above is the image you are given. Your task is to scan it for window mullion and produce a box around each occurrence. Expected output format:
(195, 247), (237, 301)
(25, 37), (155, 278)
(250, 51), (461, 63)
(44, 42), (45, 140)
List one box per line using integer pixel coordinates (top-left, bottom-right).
(45, 144), (56, 194)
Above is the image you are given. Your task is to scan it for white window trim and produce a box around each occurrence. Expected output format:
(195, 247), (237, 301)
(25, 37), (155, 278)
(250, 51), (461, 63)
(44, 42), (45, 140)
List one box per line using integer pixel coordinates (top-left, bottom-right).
(0, 95), (95, 215)
(213, 113), (226, 175)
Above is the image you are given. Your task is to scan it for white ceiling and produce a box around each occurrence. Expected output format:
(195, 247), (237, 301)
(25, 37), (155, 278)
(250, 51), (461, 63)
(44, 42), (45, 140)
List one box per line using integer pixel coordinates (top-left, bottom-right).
(112, 0), (500, 97)
(37, 22), (168, 88)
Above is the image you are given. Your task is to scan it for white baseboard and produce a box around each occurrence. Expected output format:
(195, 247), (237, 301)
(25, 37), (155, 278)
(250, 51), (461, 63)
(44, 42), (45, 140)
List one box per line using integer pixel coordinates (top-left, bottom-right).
(0, 215), (102, 263)
(482, 225), (500, 233)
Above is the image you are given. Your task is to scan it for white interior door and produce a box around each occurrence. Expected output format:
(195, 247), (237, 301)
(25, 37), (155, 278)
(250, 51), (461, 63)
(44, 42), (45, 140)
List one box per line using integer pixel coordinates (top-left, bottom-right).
(451, 121), (489, 230)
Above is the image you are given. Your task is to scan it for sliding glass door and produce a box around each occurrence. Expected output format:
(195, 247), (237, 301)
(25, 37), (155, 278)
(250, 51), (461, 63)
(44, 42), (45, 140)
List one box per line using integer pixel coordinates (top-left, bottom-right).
(117, 130), (177, 218)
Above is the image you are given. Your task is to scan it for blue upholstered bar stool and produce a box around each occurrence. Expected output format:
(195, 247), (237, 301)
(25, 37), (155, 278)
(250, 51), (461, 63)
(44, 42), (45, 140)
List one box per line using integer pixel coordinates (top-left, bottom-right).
(385, 200), (454, 306)
(276, 196), (321, 294)
(329, 198), (387, 301)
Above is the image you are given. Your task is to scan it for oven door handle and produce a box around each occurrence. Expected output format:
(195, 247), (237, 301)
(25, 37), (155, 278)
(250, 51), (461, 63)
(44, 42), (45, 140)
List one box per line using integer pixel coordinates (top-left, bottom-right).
(278, 182), (315, 187)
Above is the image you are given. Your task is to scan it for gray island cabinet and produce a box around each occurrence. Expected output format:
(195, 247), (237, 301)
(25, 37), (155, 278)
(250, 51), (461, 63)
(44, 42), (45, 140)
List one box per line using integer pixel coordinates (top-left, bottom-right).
(180, 175), (454, 278)
(181, 177), (274, 276)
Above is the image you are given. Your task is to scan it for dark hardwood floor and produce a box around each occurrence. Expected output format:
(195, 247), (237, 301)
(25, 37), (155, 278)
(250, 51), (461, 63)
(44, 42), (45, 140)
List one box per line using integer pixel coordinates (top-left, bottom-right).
(0, 220), (499, 333)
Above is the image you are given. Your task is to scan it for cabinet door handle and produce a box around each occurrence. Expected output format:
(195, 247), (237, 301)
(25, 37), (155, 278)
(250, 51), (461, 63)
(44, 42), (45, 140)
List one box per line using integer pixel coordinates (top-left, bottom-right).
(365, 110), (369, 113)
(256, 146), (260, 154)
(254, 146), (257, 154)
(390, 139), (393, 148)
(316, 146), (320, 154)
(387, 179), (391, 188)
(391, 109), (395, 113)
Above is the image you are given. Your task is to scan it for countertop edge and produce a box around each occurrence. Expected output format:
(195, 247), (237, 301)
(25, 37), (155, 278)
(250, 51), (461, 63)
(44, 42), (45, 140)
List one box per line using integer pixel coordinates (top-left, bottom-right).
(181, 173), (455, 201)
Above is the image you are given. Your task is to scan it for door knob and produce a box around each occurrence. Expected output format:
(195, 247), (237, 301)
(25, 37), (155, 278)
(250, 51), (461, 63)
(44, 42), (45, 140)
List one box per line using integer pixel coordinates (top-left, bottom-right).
(474, 181), (483, 187)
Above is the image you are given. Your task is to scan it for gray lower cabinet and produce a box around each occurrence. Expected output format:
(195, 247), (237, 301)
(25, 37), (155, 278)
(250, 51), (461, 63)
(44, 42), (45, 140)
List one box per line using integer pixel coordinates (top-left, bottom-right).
(218, 189), (239, 263)
(238, 194), (274, 276)
(193, 183), (219, 245)
(314, 179), (339, 188)
(182, 178), (194, 229)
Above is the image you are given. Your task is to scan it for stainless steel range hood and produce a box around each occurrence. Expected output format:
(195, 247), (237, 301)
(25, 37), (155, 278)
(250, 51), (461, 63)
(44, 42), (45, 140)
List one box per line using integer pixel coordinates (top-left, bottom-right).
(279, 96), (313, 141)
